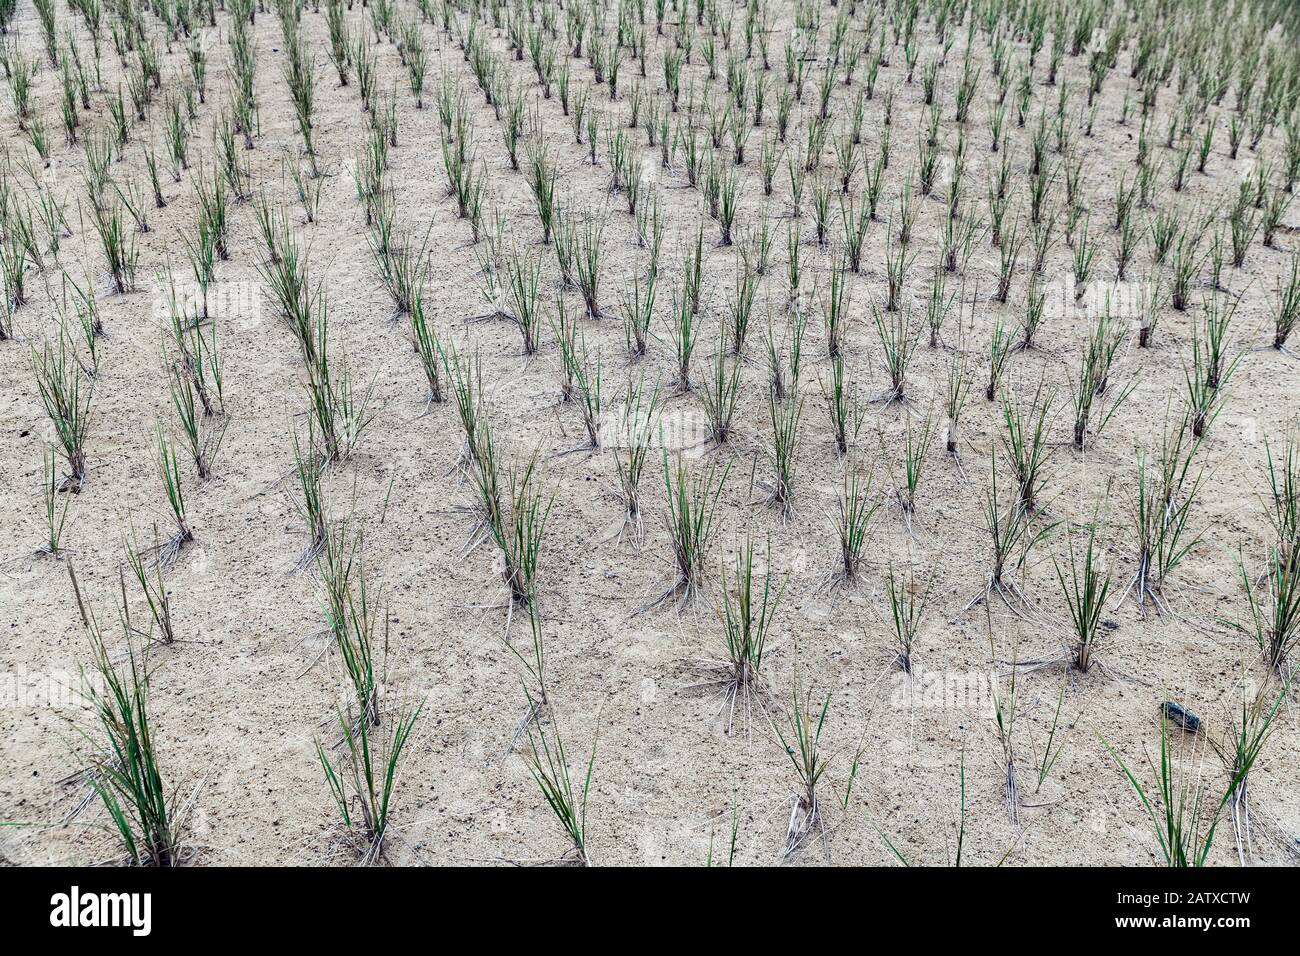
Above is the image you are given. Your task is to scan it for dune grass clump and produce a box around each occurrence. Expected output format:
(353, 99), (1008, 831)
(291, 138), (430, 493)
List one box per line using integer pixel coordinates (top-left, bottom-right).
(69, 564), (186, 866)
(832, 461), (879, 584)
(774, 674), (831, 858)
(999, 384), (1054, 513)
(303, 296), (375, 464)
(1106, 715), (1243, 867)
(312, 525), (423, 864)
(892, 414), (934, 537)
(317, 697), (422, 865)
(37, 446), (72, 557)
(33, 331), (93, 491)
(704, 537), (785, 733)
(871, 301), (919, 407)
(700, 326), (742, 446)
(469, 424), (554, 614)
(1217, 674), (1290, 864)
(1123, 414), (1204, 616)
(612, 376), (661, 543)
(1274, 253), (1300, 350)
(966, 455), (1057, 613)
(1055, 516), (1112, 672)
(89, 194), (138, 294)
(765, 388), (803, 519)
(519, 696), (596, 866)
(1183, 295), (1241, 440)
(655, 452), (729, 608)
(1227, 546), (1300, 675)
(1070, 308), (1133, 449)
(886, 564), (930, 673)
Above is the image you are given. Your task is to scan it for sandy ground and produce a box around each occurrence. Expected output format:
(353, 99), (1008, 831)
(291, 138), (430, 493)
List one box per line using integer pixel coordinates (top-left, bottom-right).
(2, 0), (1299, 866)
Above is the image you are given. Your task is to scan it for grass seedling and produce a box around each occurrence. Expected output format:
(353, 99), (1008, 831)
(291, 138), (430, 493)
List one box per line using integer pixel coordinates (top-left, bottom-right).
(700, 331), (742, 446)
(831, 462), (880, 583)
(1105, 715), (1237, 867)
(317, 701), (422, 865)
(925, 264), (956, 348)
(989, 635), (1022, 823)
(655, 452), (729, 609)
(669, 280), (699, 391)
(470, 433), (554, 615)
(707, 536), (785, 733)
(33, 335), (92, 491)
(71, 564), (185, 866)
(1019, 273), (1046, 350)
(1071, 310), (1135, 449)
(1031, 678), (1071, 794)
(124, 525), (175, 645)
(154, 425), (192, 568)
(520, 696), (596, 865)
(445, 346), (486, 468)
(945, 347), (971, 464)
(966, 455), (1058, 614)
(886, 564), (931, 673)
(1273, 253), (1299, 351)
(774, 674), (830, 858)
(999, 383), (1054, 512)
(315, 523), (382, 729)
(304, 298), (375, 463)
(291, 423), (328, 568)
(1264, 432), (1300, 568)
(1055, 516), (1112, 672)
(621, 268), (655, 358)
(613, 376), (661, 544)
(37, 446), (72, 557)
(1181, 335), (1228, 443)
(871, 302), (919, 406)
(503, 245), (544, 355)
(409, 290), (444, 407)
(1214, 672), (1290, 864)
(168, 363), (226, 480)
(371, 224), (431, 318)
(822, 256), (849, 358)
(1227, 546), (1300, 675)
(574, 216), (607, 319)
(986, 317), (1013, 400)
(90, 195), (138, 293)
(823, 355), (864, 457)
(559, 326), (601, 450)
(1122, 413), (1205, 616)
(764, 390), (803, 519)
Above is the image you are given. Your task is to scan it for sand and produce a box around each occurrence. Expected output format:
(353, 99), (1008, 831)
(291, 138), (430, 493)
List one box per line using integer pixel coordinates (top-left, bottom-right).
(2, 0), (1299, 866)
